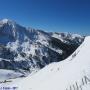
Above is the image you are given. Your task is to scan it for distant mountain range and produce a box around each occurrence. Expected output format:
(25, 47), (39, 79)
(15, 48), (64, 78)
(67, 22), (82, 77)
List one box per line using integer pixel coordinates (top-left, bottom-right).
(0, 19), (84, 77)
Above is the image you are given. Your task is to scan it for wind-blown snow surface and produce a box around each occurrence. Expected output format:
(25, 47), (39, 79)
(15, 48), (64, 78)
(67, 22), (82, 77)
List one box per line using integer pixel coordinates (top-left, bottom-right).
(1, 36), (90, 90)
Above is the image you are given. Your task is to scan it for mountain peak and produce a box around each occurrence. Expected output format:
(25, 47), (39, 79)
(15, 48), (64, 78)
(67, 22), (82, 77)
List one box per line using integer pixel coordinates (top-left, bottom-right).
(0, 18), (16, 25)
(2, 18), (10, 23)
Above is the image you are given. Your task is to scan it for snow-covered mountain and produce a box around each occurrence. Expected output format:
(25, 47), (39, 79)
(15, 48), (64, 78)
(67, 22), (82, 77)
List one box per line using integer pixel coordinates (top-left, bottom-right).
(1, 36), (90, 90)
(18, 36), (90, 90)
(17, 36), (90, 90)
(0, 19), (84, 78)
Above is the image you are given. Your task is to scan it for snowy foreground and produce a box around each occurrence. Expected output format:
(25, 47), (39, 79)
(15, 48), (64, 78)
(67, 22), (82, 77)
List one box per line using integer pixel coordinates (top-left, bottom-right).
(0, 36), (90, 90)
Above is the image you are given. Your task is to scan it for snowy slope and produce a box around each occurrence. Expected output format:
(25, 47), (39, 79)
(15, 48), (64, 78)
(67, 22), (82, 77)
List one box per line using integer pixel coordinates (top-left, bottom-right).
(0, 69), (23, 81)
(4, 36), (89, 90)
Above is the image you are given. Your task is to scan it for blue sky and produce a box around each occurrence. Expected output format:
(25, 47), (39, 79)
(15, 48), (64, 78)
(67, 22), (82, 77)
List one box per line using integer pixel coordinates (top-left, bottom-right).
(0, 0), (90, 35)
